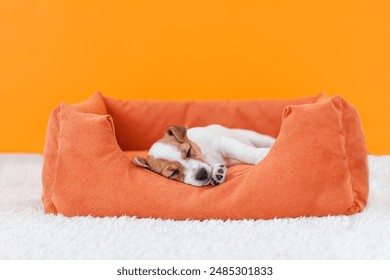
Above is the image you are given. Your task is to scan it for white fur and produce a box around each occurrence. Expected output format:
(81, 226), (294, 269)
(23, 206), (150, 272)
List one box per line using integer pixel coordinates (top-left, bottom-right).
(187, 125), (275, 166)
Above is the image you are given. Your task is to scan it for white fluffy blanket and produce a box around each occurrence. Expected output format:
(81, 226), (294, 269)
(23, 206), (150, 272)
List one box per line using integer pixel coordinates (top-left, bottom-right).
(0, 154), (389, 259)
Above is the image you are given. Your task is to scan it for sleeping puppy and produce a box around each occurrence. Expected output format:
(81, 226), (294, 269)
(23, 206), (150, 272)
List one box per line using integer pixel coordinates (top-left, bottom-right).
(133, 125), (275, 186)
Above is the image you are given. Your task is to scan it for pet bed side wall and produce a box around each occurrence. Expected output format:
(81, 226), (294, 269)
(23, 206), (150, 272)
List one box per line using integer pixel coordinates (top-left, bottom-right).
(42, 93), (108, 214)
(224, 96), (369, 219)
(335, 97), (369, 213)
(102, 94), (325, 151)
(42, 105), (61, 214)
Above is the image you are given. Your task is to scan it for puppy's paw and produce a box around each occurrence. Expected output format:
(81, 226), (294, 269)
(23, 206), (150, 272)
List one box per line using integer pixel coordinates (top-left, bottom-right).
(210, 164), (227, 186)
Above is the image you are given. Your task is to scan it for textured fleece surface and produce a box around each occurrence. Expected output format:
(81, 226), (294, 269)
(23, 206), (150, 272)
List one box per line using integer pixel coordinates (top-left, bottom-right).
(0, 154), (389, 259)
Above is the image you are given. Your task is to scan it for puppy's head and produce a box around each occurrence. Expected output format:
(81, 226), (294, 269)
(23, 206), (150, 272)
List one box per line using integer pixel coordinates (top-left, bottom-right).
(133, 125), (212, 186)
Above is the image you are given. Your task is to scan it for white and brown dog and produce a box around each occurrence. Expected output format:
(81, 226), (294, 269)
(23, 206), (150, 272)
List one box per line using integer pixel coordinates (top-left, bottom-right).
(133, 125), (275, 186)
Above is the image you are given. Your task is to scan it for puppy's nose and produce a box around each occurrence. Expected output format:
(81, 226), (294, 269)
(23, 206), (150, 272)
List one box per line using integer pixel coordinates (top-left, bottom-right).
(195, 168), (209, 181)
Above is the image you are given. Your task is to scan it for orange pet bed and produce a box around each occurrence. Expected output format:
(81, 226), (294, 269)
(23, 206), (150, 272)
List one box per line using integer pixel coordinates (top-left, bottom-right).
(42, 93), (369, 220)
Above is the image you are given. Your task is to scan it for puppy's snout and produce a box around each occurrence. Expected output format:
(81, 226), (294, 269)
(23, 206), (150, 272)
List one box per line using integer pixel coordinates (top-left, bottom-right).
(195, 168), (209, 181)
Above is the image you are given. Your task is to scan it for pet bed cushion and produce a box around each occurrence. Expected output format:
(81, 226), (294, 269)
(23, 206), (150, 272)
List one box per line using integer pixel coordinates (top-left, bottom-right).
(42, 93), (368, 220)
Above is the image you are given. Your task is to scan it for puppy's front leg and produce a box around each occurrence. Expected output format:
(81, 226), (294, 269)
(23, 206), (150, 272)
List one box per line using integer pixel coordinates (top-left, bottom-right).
(218, 137), (271, 165)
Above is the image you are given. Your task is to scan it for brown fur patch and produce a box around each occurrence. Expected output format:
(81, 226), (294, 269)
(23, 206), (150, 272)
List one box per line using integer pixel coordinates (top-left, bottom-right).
(146, 156), (185, 182)
(158, 128), (206, 162)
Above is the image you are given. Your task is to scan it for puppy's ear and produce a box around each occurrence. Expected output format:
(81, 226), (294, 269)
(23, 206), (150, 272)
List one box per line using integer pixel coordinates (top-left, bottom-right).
(132, 156), (150, 169)
(166, 125), (187, 143)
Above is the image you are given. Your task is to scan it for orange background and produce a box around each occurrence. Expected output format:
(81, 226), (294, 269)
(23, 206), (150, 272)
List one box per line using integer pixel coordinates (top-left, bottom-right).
(1, 1), (389, 154)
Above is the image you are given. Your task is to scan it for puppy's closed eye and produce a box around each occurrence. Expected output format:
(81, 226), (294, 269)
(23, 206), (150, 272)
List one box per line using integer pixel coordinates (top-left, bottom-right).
(169, 169), (180, 178)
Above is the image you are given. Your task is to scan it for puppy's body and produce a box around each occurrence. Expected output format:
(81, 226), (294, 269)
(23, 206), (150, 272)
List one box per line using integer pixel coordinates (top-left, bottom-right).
(187, 125), (275, 166)
(133, 125), (275, 186)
